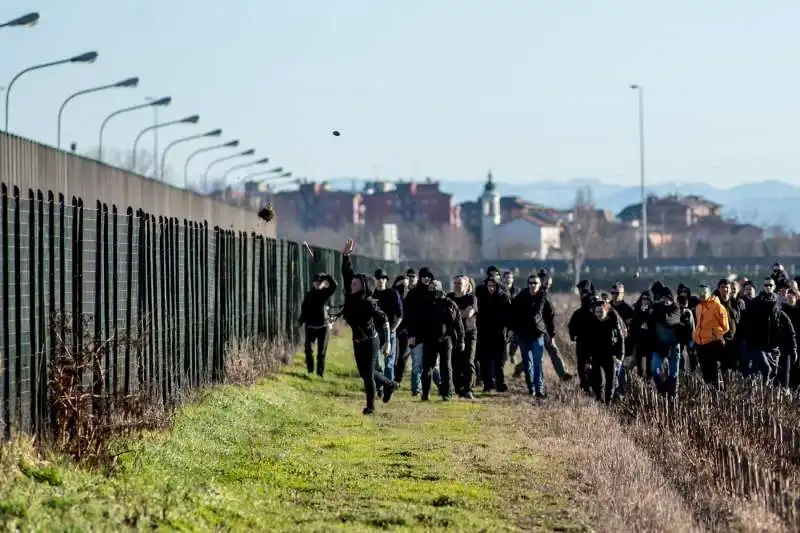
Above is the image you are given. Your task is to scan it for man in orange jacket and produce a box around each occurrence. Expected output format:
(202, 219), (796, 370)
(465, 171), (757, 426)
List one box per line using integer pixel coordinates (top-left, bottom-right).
(693, 284), (730, 387)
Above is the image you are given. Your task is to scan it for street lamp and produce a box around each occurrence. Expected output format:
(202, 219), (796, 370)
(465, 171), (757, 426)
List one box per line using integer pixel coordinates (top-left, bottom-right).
(0, 12), (39, 28)
(630, 83), (647, 260)
(159, 129), (222, 183)
(221, 157), (270, 182)
(57, 77), (139, 149)
(131, 115), (199, 170)
(202, 149), (255, 190)
(97, 96), (171, 162)
(4, 51), (98, 131)
(183, 140), (240, 189)
(235, 166), (283, 183)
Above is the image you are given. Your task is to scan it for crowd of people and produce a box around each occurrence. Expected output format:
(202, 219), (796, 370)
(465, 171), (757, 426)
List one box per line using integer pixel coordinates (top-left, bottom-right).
(299, 240), (800, 414)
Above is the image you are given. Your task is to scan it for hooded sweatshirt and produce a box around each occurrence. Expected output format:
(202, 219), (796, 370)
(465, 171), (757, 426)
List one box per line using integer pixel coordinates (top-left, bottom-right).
(299, 274), (338, 328)
(693, 295), (729, 346)
(341, 255), (389, 342)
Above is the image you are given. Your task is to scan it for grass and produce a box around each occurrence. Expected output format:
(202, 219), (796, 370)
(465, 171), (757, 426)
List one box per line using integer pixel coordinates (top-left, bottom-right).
(0, 330), (589, 532)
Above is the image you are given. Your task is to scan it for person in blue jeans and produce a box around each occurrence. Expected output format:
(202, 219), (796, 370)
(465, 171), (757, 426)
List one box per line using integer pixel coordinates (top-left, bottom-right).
(509, 275), (556, 398)
(405, 267), (438, 395)
(649, 287), (693, 397)
(373, 268), (404, 387)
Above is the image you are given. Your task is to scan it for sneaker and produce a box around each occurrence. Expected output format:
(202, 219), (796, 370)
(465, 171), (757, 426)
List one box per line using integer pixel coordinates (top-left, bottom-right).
(421, 394), (430, 402)
(535, 391), (547, 399)
(411, 391), (420, 397)
(561, 373), (574, 382)
(482, 386), (494, 394)
(441, 395), (452, 402)
(362, 407), (375, 415)
(462, 391), (474, 400)
(497, 384), (509, 393)
(383, 382), (399, 403)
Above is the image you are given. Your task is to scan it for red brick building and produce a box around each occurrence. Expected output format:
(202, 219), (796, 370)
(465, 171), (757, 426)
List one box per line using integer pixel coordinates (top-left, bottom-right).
(359, 178), (458, 228)
(271, 181), (363, 231)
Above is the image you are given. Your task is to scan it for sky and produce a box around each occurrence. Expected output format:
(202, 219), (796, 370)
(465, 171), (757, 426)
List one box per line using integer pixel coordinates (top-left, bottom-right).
(2, 0), (799, 189)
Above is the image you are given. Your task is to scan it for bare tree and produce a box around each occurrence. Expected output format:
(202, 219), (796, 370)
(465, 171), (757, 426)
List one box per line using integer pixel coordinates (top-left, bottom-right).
(562, 186), (599, 290)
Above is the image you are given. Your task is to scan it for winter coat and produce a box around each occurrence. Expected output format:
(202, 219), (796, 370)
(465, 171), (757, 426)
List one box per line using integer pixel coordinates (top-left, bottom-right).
(418, 290), (465, 345)
(341, 256), (388, 342)
(693, 296), (730, 346)
(510, 289), (555, 341)
(587, 315), (625, 361)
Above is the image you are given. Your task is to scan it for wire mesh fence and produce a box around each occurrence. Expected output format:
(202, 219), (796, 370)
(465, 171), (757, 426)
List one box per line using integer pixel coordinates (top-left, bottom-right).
(0, 185), (398, 440)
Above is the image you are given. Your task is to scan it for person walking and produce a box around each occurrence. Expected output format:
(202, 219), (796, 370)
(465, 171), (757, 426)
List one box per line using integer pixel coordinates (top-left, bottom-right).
(693, 284), (730, 388)
(298, 243), (338, 377)
(510, 274), (556, 398)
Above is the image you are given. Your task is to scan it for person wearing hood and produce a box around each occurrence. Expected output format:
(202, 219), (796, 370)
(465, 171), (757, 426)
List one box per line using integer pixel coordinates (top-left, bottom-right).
(298, 243), (338, 377)
(630, 290), (655, 379)
(416, 280), (465, 401)
(476, 275), (511, 393)
(676, 290), (697, 373)
(340, 240), (398, 414)
(676, 283), (699, 315)
(406, 267), (440, 396)
(739, 280), (796, 386)
(771, 262), (789, 285)
(587, 298), (625, 403)
(510, 274), (556, 398)
(449, 275), (479, 399)
(568, 282), (597, 393)
(782, 289), (800, 388)
(714, 278), (745, 375)
(406, 268), (418, 290)
(693, 284), (730, 388)
(373, 269), (404, 385)
(502, 270), (521, 365)
(648, 286), (690, 397)
(391, 275), (412, 384)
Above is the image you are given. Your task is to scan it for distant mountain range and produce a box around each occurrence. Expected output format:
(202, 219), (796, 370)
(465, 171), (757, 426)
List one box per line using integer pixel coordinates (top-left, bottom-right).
(315, 177), (800, 230)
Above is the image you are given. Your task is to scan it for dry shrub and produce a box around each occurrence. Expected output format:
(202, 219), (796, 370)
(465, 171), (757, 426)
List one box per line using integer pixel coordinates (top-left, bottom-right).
(48, 312), (171, 469)
(546, 293), (799, 532)
(224, 337), (293, 385)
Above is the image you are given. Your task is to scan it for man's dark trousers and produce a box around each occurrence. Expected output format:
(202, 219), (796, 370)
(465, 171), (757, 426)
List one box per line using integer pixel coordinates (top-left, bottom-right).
(305, 326), (330, 376)
(422, 339), (454, 399)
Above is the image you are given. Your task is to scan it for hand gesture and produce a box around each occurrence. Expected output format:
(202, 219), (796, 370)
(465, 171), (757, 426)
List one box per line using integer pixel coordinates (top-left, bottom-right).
(382, 343), (391, 357)
(343, 239), (354, 256)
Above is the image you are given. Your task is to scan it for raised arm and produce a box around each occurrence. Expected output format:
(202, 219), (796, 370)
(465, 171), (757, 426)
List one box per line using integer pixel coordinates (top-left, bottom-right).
(341, 239), (355, 288)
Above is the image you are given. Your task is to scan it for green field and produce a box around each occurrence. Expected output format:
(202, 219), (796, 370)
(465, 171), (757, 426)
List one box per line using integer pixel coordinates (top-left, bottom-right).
(0, 332), (588, 532)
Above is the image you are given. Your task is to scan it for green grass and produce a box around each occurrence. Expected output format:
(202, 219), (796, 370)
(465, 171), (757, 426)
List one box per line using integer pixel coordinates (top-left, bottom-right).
(0, 332), (588, 532)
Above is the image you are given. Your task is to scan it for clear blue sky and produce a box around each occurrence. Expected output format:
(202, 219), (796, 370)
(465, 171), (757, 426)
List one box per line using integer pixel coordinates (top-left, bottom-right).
(3, 0), (799, 188)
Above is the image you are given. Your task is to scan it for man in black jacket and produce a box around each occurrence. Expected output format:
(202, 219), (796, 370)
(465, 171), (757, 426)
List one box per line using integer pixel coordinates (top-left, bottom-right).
(510, 274), (556, 398)
(587, 298), (625, 404)
(298, 245), (338, 377)
(373, 269), (404, 385)
(740, 289), (797, 387)
(417, 281), (464, 401)
(391, 275), (412, 383)
(476, 276), (510, 393)
(340, 240), (398, 414)
(406, 267), (438, 396)
(715, 278), (745, 375)
(502, 271), (521, 364)
(568, 283), (597, 393)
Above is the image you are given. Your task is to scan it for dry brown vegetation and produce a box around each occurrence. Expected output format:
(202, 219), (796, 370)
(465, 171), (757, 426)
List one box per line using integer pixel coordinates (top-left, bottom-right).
(534, 293), (798, 532)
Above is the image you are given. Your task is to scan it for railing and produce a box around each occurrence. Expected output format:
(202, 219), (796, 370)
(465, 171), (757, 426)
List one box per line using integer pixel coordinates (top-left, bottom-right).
(0, 183), (397, 440)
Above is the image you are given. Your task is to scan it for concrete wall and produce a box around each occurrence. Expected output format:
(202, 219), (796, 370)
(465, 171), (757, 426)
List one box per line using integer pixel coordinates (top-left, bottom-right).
(0, 132), (276, 236)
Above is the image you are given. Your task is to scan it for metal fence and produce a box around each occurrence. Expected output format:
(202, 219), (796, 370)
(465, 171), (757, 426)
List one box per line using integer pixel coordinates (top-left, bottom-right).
(0, 184), (395, 440)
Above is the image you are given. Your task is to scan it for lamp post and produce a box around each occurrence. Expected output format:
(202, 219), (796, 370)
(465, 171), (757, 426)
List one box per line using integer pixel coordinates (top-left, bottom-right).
(630, 84), (647, 261)
(0, 12), (39, 28)
(202, 149), (255, 191)
(234, 166), (283, 184)
(97, 96), (171, 162)
(220, 157), (270, 182)
(57, 77), (139, 149)
(183, 140), (240, 189)
(131, 115), (199, 171)
(4, 51), (98, 131)
(159, 129), (222, 183)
